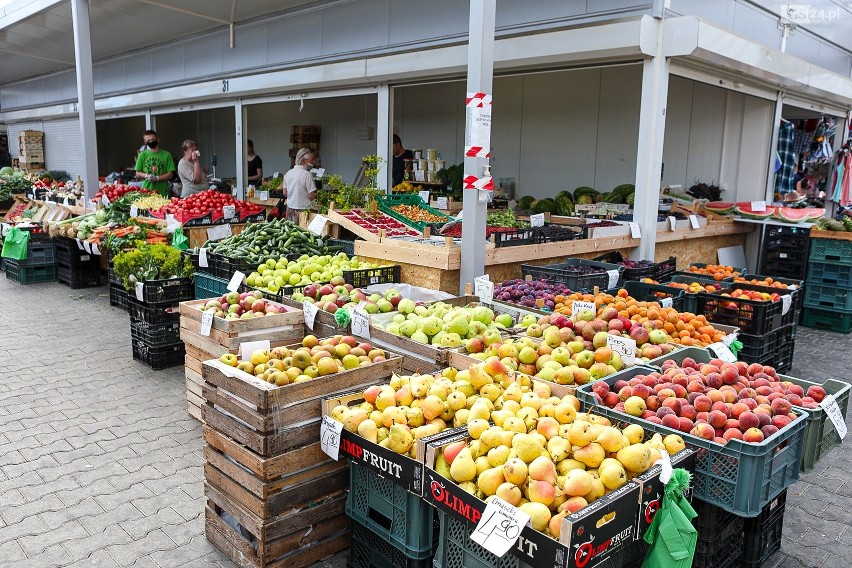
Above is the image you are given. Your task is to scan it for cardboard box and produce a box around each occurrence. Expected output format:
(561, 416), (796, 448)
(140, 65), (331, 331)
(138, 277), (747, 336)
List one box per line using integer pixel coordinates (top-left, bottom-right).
(633, 449), (696, 541)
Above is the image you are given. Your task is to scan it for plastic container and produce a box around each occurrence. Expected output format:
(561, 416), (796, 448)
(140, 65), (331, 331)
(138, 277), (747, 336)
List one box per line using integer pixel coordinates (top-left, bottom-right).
(803, 283), (852, 311)
(4, 261), (58, 284)
(660, 275), (727, 314)
(736, 324), (794, 364)
(327, 237), (356, 257)
(692, 499), (744, 568)
(126, 298), (181, 326)
(378, 194), (451, 233)
(773, 341), (794, 373)
(343, 265), (401, 289)
(130, 320), (182, 348)
(576, 368), (807, 517)
(433, 510), (526, 568)
(345, 461), (436, 559)
(210, 253), (255, 281)
(136, 277), (194, 304)
(732, 274), (805, 311)
(697, 283), (791, 335)
(57, 263), (101, 289)
(131, 338), (185, 370)
(109, 284), (129, 311)
(806, 260), (852, 288)
(808, 237), (852, 266)
(348, 519), (434, 568)
(742, 490), (786, 568)
(194, 271), (230, 300)
(605, 280), (686, 311)
(801, 305), (852, 333)
(15, 240), (55, 266)
(520, 258), (624, 292)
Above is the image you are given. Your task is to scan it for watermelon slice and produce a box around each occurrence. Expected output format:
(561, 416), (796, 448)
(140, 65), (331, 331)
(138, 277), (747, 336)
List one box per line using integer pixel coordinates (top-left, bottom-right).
(704, 201), (735, 214)
(800, 207), (826, 221)
(774, 207), (810, 223)
(734, 202), (774, 220)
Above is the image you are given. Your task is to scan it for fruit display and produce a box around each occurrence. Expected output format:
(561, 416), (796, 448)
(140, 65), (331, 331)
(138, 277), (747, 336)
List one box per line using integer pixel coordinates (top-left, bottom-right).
(733, 276), (799, 290)
(197, 289), (289, 320)
(244, 252), (374, 294)
(205, 219), (342, 263)
(493, 279), (572, 310)
(722, 288), (782, 303)
(586, 358), (808, 445)
(372, 302), (509, 347)
(486, 209), (528, 229)
(703, 201), (736, 215)
(293, 284), (400, 315)
(733, 203), (774, 220)
(772, 207), (811, 223)
(150, 190), (265, 225)
(336, 208), (419, 237)
(391, 181), (426, 194)
(684, 264), (741, 280)
(658, 279), (723, 295)
(220, 334), (389, 385)
(131, 193), (172, 211)
(391, 204), (446, 223)
(439, 223), (524, 238)
(93, 183), (148, 203)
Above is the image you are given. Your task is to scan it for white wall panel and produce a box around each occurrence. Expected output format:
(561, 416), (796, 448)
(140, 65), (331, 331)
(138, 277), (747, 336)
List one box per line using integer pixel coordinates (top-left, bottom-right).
(42, 118), (85, 178)
(596, 65), (642, 192)
(662, 76), (693, 187)
(389, 0), (468, 44)
(265, 10), (323, 64)
(735, 96), (773, 200)
(321, 0), (390, 56)
(686, 82), (726, 186)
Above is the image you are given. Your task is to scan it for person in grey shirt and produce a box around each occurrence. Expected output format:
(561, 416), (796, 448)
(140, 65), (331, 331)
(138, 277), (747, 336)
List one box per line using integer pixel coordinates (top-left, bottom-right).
(177, 140), (208, 198)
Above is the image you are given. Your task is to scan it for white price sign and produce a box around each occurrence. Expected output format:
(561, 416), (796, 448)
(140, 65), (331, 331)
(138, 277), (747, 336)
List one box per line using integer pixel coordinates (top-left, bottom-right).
(629, 222), (641, 239)
(135, 282), (144, 302)
(780, 295), (792, 316)
(165, 214), (181, 233)
(239, 339), (271, 361)
(750, 200), (766, 212)
(200, 311), (214, 337)
(308, 214), (329, 236)
(101, 194), (110, 206)
(75, 239), (85, 250)
(414, 170), (425, 182)
(207, 224), (232, 241)
(91, 243), (100, 256)
(273, 171), (280, 179)
(607, 334), (636, 365)
(474, 276), (493, 304)
(222, 204), (236, 219)
(303, 300), (319, 330)
(63, 195), (70, 206)
(657, 449), (673, 484)
(820, 395), (847, 439)
(351, 307), (371, 338)
(689, 215), (700, 229)
(606, 269), (620, 289)
(199, 248), (209, 268)
(572, 300), (596, 318)
(529, 213), (545, 228)
(470, 496), (530, 557)
(419, 190), (430, 203)
(320, 415), (344, 460)
(130, 205), (138, 218)
(227, 271), (245, 293)
(260, 190), (269, 201)
(436, 197), (449, 210)
(708, 342), (737, 363)
(660, 297), (673, 308)
(668, 216), (677, 231)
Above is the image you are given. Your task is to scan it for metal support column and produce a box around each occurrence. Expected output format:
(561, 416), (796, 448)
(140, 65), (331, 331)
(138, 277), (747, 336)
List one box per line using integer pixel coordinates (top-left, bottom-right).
(460, 0), (496, 294)
(145, 110), (154, 131)
(377, 85), (391, 192)
(766, 92), (784, 202)
(234, 100), (245, 200)
(631, 32), (670, 260)
(70, 0), (98, 200)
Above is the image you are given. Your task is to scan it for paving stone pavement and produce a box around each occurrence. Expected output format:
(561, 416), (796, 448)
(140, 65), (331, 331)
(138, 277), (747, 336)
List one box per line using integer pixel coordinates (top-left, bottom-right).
(0, 278), (848, 567)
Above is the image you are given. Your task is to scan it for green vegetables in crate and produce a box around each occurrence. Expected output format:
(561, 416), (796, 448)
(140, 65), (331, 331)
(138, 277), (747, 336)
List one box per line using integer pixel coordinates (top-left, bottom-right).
(205, 218), (345, 262)
(113, 243), (194, 291)
(486, 209), (528, 229)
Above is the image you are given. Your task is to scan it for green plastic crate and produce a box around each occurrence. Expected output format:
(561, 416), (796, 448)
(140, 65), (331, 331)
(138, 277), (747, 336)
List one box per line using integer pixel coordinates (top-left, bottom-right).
(194, 271), (230, 299)
(809, 237), (852, 266)
(803, 283), (852, 311)
(378, 194), (451, 232)
(801, 305), (852, 333)
(348, 519), (435, 568)
(4, 261), (58, 284)
(806, 261), (852, 288)
(433, 510), (528, 568)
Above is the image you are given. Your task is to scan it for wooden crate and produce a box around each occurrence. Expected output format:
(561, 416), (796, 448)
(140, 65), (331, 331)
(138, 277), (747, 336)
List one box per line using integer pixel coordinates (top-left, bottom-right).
(186, 367), (205, 422)
(179, 299), (304, 351)
(201, 353), (402, 456)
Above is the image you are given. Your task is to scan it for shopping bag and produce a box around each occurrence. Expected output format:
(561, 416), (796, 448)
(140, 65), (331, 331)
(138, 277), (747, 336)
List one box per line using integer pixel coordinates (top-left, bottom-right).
(642, 468), (697, 568)
(171, 227), (189, 251)
(1, 227), (30, 260)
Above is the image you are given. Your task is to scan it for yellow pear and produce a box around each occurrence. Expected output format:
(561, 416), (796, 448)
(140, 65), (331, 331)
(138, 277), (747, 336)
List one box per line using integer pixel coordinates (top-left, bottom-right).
(434, 452), (451, 479)
(664, 434), (686, 455)
(568, 421), (594, 446)
(596, 427), (629, 453)
(547, 436), (571, 462)
(647, 446), (661, 467)
(622, 424), (645, 445)
(386, 424), (414, 454)
(467, 419), (489, 440)
(573, 442), (605, 468)
(646, 433), (666, 450)
(449, 447), (476, 482)
(477, 467), (505, 497)
(357, 419), (378, 443)
(616, 444), (652, 474)
(512, 434), (544, 464)
(475, 456), (491, 476)
(598, 462), (627, 490)
(487, 445), (511, 467)
(556, 458), (586, 476)
(563, 469), (593, 497)
(496, 482), (523, 506)
(583, 477), (606, 503)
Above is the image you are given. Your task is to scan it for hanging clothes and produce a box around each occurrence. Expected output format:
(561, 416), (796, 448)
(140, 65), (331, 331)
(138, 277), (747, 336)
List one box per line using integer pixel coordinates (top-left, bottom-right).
(841, 152), (852, 206)
(774, 121), (797, 195)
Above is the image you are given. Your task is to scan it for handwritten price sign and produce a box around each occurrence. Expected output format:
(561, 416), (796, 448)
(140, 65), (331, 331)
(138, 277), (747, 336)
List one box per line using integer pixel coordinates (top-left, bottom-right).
(606, 334), (636, 365)
(474, 275), (493, 304)
(572, 300), (596, 318)
(470, 496), (531, 557)
(320, 415), (344, 460)
(303, 300), (319, 330)
(200, 311), (214, 337)
(351, 307), (371, 338)
(820, 395), (847, 440)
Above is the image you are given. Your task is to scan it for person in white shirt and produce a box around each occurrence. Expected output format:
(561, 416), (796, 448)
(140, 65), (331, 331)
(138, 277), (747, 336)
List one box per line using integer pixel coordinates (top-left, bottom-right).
(283, 148), (317, 223)
(177, 140), (207, 198)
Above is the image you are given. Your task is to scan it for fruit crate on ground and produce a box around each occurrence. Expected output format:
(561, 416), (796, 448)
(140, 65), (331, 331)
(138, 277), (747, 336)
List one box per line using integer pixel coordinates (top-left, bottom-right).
(57, 263), (101, 289)
(806, 260), (852, 288)
(109, 284), (129, 311)
(742, 490), (786, 568)
(736, 324), (794, 365)
(696, 283), (795, 335)
(348, 519), (434, 568)
(13, 239), (55, 266)
(808, 236), (852, 266)
(692, 497), (744, 568)
(135, 277), (194, 304)
(130, 320), (181, 348)
(801, 305), (852, 333)
(432, 510), (530, 568)
(520, 258), (624, 291)
(345, 461), (436, 559)
(127, 298), (182, 326)
(194, 272), (230, 300)
(803, 282), (852, 311)
(4, 261), (57, 284)
(576, 367), (807, 517)
(131, 338), (185, 370)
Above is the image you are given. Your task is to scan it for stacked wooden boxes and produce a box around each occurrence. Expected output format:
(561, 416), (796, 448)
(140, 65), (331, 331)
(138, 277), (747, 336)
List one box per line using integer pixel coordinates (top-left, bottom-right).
(289, 126), (320, 167)
(200, 349), (404, 568)
(18, 130), (44, 171)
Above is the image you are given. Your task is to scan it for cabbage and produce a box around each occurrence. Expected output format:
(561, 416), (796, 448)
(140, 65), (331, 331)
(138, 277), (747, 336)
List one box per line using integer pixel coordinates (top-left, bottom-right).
(0, 167), (13, 176)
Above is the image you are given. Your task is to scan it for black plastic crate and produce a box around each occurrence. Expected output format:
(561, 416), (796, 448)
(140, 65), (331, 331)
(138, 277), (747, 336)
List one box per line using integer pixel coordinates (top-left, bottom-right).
(130, 319), (182, 348)
(15, 240), (55, 266)
(107, 267), (122, 286)
(520, 258), (624, 291)
(697, 283), (790, 335)
(742, 491), (786, 568)
(773, 341), (795, 374)
(692, 501), (745, 566)
(489, 227), (536, 247)
(692, 531), (744, 568)
(736, 324), (794, 364)
(109, 284), (129, 311)
(181, 248), (201, 271)
(136, 277), (194, 304)
(343, 265), (400, 288)
(211, 253), (255, 280)
(327, 238), (355, 257)
(605, 280), (686, 311)
(733, 274), (805, 311)
(126, 298), (181, 325)
(348, 519), (434, 568)
(57, 263), (101, 289)
(4, 261), (57, 284)
(131, 338), (185, 370)
(763, 259), (809, 281)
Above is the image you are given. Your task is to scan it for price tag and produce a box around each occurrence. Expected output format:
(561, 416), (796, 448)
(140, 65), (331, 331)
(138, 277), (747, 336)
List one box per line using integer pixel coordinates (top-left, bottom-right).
(751, 200), (766, 212)
(530, 213), (545, 228)
(63, 196), (70, 206)
(239, 339), (271, 360)
(470, 496), (531, 557)
(165, 214), (181, 233)
(273, 172), (280, 179)
(437, 197), (448, 209)
(660, 297), (673, 308)
(658, 449), (673, 484)
(320, 415), (344, 460)
(227, 271), (245, 293)
(708, 342), (737, 363)
(307, 214), (329, 236)
(87, 199), (97, 211)
(79, 255), (90, 262)
(607, 334), (636, 365)
(130, 205), (138, 218)
(414, 170), (425, 182)
(315, 168), (325, 178)
(780, 253), (788, 259)
(199, 248), (208, 268)
(351, 307), (371, 338)
(101, 194), (110, 206)
(83, 241), (92, 254)
(668, 216), (677, 231)
(207, 224), (232, 241)
(572, 300), (596, 318)
(76, 239), (84, 250)
(260, 190), (269, 201)
(222, 204), (236, 219)
(474, 276), (494, 304)
(419, 190), (430, 203)
(135, 282), (144, 302)
(606, 269), (620, 289)
(303, 300), (319, 330)
(91, 243), (100, 255)
(689, 215), (700, 229)
(200, 311), (214, 337)
(629, 222), (641, 238)
(780, 295), (792, 316)
(820, 395), (847, 439)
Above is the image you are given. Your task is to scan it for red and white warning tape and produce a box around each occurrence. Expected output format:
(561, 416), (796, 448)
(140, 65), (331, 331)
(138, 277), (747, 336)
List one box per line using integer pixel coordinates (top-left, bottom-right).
(465, 92), (492, 158)
(463, 175), (494, 191)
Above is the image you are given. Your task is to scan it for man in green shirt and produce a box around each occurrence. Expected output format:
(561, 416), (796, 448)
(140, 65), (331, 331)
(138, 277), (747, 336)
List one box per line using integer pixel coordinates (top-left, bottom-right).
(135, 130), (175, 197)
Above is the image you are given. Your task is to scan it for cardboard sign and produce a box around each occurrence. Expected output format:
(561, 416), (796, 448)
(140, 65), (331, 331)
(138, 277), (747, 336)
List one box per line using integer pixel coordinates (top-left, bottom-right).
(471, 497), (531, 557)
(751, 200), (766, 212)
(320, 415), (344, 460)
(606, 270), (620, 289)
(629, 222), (641, 239)
(207, 224), (232, 241)
(227, 271), (245, 293)
(607, 334), (636, 365)
(200, 311), (214, 337)
(239, 339), (271, 361)
(781, 295), (792, 316)
(308, 214), (329, 236)
(530, 213), (545, 228)
(572, 300), (596, 318)
(199, 248), (208, 268)
(708, 342), (737, 363)
(222, 204), (236, 219)
(260, 190), (269, 201)
(436, 197), (449, 210)
(474, 276), (493, 304)
(689, 215), (700, 229)
(135, 282), (144, 302)
(820, 395), (847, 439)
(351, 307), (371, 338)
(303, 300), (319, 330)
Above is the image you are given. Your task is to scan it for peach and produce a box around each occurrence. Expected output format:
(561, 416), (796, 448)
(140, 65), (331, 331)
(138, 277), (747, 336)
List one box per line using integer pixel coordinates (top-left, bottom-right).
(738, 411), (760, 430)
(604, 392), (621, 407)
(771, 398), (792, 415)
(756, 386), (773, 397)
(747, 363), (764, 376)
(788, 384), (804, 397)
(687, 381), (705, 394)
(646, 416), (663, 424)
(743, 428), (765, 443)
(723, 428), (743, 441)
(707, 390), (725, 404)
(693, 396), (713, 413)
(735, 361), (749, 375)
(618, 386), (633, 402)
(725, 419), (741, 431)
(677, 417), (694, 433)
(787, 394), (803, 407)
(656, 407), (676, 418)
(661, 414), (680, 430)
(771, 415), (792, 429)
(672, 375), (688, 389)
(720, 366), (739, 385)
(680, 405), (697, 421)
(708, 410), (728, 429)
(642, 410), (656, 419)
(696, 412), (709, 423)
(645, 396), (661, 412)
(806, 385), (826, 403)
(760, 425), (779, 439)
(700, 364), (721, 376)
(738, 388), (757, 400)
(613, 380), (629, 391)
(661, 398), (682, 414)
(714, 437), (727, 445)
(691, 423), (715, 440)
(711, 401), (730, 416)
(756, 413), (771, 428)
(632, 384), (652, 399)
(642, 376), (659, 388)
(705, 374), (723, 389)
(752, 378), (770, 388)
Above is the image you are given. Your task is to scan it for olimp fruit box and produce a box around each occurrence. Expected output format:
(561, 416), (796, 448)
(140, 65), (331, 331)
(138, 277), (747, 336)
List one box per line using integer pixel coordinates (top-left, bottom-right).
(634, 448), (696, 540)
(321, 389), (462, 495)
(422, 428), (641, 568)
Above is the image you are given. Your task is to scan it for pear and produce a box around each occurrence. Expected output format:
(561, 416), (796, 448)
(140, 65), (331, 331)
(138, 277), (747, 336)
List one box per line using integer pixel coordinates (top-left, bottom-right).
(449, 447), (476, 482)
(496, 482), (523, 506)
(386, 424), (414, 454)
(475, 456), (491, 477)
(342, 408), (368, 433)
(622, 424), (645, 445)
(647, 433), (666, 450)
(487, 445), (511, 468)
(583, 477), (606, 503)
(476, 467), (505, 497)
(598, 461), (627, 490)
(596, 427), (629, 453)
(562, 469), (593, 497)
(573, 442), (605, 469)
(503, 457), (528, 485)
(458, 481), (477, 495)
(556, 458), (586, 476)
(664, 434), (686, 455)
(567, 421), (594, 446)
(547, 436), (571, 463)
(616, 444), (652, 474)
(528, 455), (558, 484)
(512, 434), (544, 464)
(357, 419), (378, 443)
(434, 452), (451, 479)
(467, 418), (489, 440)
(519, 502), (552, 532)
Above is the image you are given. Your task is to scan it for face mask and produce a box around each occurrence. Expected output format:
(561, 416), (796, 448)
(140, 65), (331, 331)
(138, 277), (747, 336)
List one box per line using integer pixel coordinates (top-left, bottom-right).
(146, 140), (158, 149)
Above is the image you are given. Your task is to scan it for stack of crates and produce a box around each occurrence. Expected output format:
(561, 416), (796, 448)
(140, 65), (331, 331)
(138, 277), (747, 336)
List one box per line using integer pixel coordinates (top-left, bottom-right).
(289, 125), (320, 167)
(17, 130), (44, 172)
(128, 278), (193, 370)
(759, 225), (810, 280)
(4, 232), (57, 284)
(108, 250), (129, 311)
(55, 237), (101, 288)
(802, 234), (852, 333)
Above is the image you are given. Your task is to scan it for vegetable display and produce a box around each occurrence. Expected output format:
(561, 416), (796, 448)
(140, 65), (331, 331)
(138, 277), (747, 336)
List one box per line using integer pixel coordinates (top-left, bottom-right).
(150, 190), (265, 225)
(113, 243), (194, 290)
(205, 219), (342, 261)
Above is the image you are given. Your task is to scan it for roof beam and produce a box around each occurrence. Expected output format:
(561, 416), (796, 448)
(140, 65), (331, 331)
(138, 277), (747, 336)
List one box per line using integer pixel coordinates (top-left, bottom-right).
(136, 0), (231, 25)
(0, 0), (64, 31)
(0, 45), (72, 65)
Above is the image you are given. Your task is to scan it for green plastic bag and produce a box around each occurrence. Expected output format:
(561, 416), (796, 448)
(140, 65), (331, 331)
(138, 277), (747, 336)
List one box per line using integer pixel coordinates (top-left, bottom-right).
(1, 227), (30, 260)
(642, 468), (697, 568)
(171, 227), (189, 251)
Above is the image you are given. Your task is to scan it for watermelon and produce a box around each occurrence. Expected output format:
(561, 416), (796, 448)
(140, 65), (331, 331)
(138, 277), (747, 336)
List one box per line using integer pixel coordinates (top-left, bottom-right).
(800, 207), (826, 221)
(734, 202), (774, 220)
(774, 207), (810, 223)
(704, 201), (735, 214)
